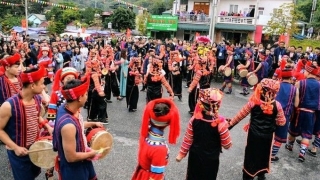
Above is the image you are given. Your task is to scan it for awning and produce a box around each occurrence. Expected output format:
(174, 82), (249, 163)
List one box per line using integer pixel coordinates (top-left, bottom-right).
(215, 23), (255, 31)
(178, 23), (209, 31)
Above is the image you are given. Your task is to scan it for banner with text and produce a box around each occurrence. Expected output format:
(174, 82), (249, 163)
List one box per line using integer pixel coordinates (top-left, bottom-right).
(146, 15), (178, 31)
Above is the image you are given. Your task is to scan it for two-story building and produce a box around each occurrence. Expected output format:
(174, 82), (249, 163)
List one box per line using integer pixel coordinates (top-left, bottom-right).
(174, 0), (294, 44)
(28, 14), (47, 28)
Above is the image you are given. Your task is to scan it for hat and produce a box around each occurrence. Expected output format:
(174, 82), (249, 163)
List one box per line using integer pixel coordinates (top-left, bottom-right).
(20, 66), (46, 84)
(305, 61), (318, 76)
(227, 46), (234, 52)
(250, 78), (280, 114)
(61, 74), (90, 101)
(194, 88), (224, 126)
(281, 66), (293, 78)
(0, 53), (21, 67)
(52, 67), (79, 92)
(245, 50), (252, 57)
(140, 98), (180, 144)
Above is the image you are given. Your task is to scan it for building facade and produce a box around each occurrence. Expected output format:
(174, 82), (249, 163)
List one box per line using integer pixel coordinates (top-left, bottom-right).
(174, 0), (294, 43)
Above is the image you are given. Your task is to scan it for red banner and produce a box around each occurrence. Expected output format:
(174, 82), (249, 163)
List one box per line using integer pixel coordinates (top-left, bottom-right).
(21, 19), (26, 28)
(126, 28), (131, 37)
(254, 25), (263, 44)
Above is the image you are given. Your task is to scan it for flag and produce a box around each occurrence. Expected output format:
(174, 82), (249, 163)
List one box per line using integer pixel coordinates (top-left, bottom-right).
(126, 28), (131, 37)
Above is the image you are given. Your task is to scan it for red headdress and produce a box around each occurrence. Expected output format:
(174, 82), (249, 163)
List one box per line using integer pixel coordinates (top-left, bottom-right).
(259, 53), (266, 60)
(281, 66), (293, 78)
(37, 46), (52, 60)
(20, 66), (46, 84)
(245, 50), (252, 57)
(140, 98), (180, 144)
(52, 67), (79, 92)
(305, 61), (318, 76)
(227, 46), (234, 52)
(196, 36), (211, 43)
(100, 49), (108, 56)
(194, 88), (224, 127)
(279, 59), (287, 70)
(296, 59), (307, 72)
(61, 74), (90, 101)
(250, 78), (280, 114)
(0, 53), (21, 67)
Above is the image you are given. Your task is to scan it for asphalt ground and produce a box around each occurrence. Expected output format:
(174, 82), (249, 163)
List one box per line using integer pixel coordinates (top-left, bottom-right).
(0, 80), (319, 180)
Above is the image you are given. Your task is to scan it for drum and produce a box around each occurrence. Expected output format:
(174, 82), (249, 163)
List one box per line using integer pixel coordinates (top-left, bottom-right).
(101, 68), (109, 75)
(29, 137), (57, 169)
(218, 65), (232, 77)
(246, 72), (258, 86)
(236, 65), (248, 77)
(86, 127), (113, 160)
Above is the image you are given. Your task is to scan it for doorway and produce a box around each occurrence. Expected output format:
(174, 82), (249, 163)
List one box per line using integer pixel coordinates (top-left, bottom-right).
(193, 2), (210, 15)
(234, 33), (241, 44)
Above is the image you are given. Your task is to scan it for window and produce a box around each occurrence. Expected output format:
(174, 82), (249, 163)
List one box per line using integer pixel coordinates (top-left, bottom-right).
(229, 5), (238, 13)
(259, 7), (264, 15)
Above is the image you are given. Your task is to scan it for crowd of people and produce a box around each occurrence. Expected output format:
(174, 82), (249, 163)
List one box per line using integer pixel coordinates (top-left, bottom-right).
(0, 32), (319, 180)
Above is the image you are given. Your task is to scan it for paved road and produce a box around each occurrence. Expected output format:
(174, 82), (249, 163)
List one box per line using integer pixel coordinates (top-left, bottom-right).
(0, 81), (319, 180)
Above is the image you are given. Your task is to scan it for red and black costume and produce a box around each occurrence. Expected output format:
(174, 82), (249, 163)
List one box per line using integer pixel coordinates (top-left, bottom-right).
(228, 78), (286, 180)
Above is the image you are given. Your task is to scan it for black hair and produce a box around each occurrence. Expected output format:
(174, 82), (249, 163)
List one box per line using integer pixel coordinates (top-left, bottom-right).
(22, 66), (40, 88)
(153, 103), (170, 117)
(62, 79), (83, 103)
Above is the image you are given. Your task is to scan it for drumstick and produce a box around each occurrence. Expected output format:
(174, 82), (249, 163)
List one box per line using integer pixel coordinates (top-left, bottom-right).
(28, 148), (54, 153)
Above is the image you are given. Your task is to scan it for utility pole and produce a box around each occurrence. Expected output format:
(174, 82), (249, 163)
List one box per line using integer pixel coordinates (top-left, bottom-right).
(25, 0), (28, 35)
(95, 0), (97, 9)
(209, 0), (217, 42)
(310, 0), (317, 23)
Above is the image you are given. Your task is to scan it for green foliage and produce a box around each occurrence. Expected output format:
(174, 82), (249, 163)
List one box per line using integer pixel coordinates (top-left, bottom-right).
(136, 11), (150, 35)
(296, 0), (313, 22)
(81, 7), (103, 25)
(264, 3), (304, 36)
(29, 0), (49, 14)
(290, 38), (320, 50)
(0, 14), (22, 33)
(61, 9), (81, 24)
(104, 7), (136, 32)
(47, 20), (65, 35)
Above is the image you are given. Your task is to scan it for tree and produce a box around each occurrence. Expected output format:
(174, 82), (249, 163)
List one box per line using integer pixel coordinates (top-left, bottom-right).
(104, 7), (136, 32)
(264, 3), (304, 36)
(149, 1), (167, 15)
(61, 9), (81, 24)
(297, 0), (313, 22)
(81, 7), (103, 25)
(0, 14), (22, 33)
(29, 0), (49, 14)
(136, 10), (150, 35)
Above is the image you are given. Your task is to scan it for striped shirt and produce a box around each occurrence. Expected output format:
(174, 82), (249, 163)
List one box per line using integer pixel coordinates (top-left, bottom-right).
(25, 104), (39, 147)
(9, 81), (21, 97)
(179, 117), (232, 157)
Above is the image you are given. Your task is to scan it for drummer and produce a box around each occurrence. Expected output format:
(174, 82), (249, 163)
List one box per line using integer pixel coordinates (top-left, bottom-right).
(251, 52), (269, 88)
(53, 77), (106, 180)
(239, 50), (254, 96)
(45, 67), (78, 180)
(0, 66), (51, 180)
(219, 46), (234, 94)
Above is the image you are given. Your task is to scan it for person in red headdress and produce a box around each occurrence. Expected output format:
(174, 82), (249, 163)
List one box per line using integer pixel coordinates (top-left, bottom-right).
(53, 77), (105, 180)
(0, 66), (52, 180)
(131, 98), (180, 180)
(176, 88), (231, 179)
(0, 53), (22, 106)
(219, 46), (234, 94)
(270, 67), (299, 162)
(287, 62), (320, 162)
(37, 46), (53, 87)
(228, 79), (285, 180)
(251, 52), (269, 85)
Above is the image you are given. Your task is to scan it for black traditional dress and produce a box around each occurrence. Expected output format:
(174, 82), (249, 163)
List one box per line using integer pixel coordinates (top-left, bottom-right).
(126, 67), (139, 110)
(146, 73), (163, 102)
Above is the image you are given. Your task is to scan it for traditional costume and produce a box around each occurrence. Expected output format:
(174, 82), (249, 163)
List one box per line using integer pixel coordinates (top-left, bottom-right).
(177, 88), (231, 180)
(188, 56), (211, 114)
(228, 78), (286, 180)
(126, 57), (142, 112)
(271, 68), (297, 162)
(3, 66), (46, 180)
(119, 55), (129, 97)
(86, 49), (108, 123)
(37, 47), (53, 85)
(287, 62), (320, 161)
(239, 50), (254, 95)
(220, 46), (234, 94)
(53, 75), (97, 180)
(144, 59), (174, 102)
(0, 53), (22, 106)
(132, 98), (180, 180)
(168, 50), (183, 100)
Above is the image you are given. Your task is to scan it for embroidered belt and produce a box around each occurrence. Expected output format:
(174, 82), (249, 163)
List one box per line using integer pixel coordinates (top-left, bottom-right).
(298, 108), (315, 113)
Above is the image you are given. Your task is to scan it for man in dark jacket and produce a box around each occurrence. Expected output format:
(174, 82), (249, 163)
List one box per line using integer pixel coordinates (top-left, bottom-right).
(273, 41), (287, 69)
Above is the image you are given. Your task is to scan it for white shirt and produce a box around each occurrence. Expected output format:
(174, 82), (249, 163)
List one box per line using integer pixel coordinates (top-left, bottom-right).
(146, 64), (166, 75)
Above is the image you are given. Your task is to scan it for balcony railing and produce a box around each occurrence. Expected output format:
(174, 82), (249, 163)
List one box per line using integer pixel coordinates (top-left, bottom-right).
(217, 16), (255, 25)
(177, 13), (210, 24)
